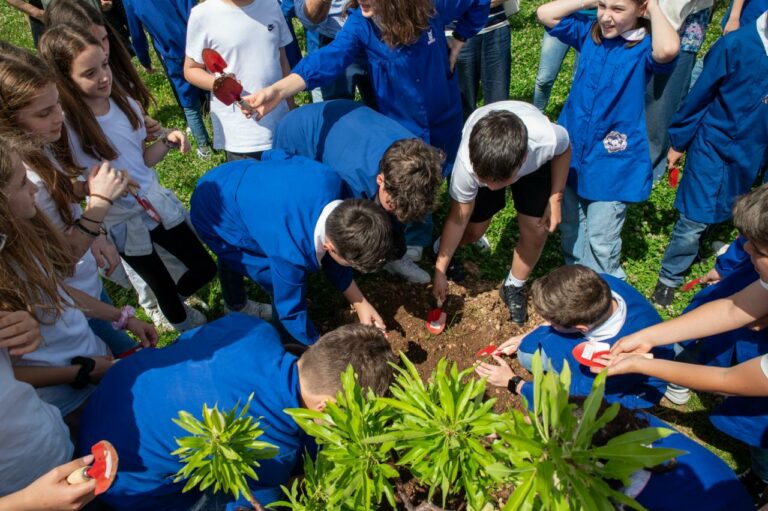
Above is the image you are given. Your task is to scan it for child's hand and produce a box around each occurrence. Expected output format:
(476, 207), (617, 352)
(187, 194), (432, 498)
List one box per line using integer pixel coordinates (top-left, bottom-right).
(590, 352), (653, 375)
(666, 147), (684, 169)
(88, 161), (129, 202)
(353, 300), (387, 332)
(723, 17), (740, 34)
(126, 318), (158, 347)
(0, 311), (42, 356)
(610, 332), (654, 357)
(433, 269), (448, 303)
(144, 115), (162, 142)
(242, 86), (282, 121)
(538, 194), (563, 233)
(475, 355), (515, 387)
(90, 355), (116, 382)
(163, 130), (190, 154)
(91, 235), (120, 277)
(495, 335), (524, 355)
(14, 455), (97, 510)
(700, 267), (722, 285)
(448, 37), (464, 73)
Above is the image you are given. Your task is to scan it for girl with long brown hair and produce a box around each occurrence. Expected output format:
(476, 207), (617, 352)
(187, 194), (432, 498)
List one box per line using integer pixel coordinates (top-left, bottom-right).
(40, 25), (217, 332)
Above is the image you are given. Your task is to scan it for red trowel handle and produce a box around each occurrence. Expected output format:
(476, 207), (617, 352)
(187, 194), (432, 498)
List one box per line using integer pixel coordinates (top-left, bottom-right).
(67, 440), (119, 496)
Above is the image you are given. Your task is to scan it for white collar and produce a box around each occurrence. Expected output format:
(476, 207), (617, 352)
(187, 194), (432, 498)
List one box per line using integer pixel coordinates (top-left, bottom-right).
(585, 292), (627, 342)
(758, 11), (768, 56)
(313, 200), (343, 265)
(622, 27), (647, 41)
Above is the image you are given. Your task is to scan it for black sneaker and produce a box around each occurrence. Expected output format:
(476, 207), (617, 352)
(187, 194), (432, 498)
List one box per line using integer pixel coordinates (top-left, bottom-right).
(650, 281), (676, 307)
(500, 283), (528, 325)
(446, 258), (466, 283)
(738, 468), (768, 506)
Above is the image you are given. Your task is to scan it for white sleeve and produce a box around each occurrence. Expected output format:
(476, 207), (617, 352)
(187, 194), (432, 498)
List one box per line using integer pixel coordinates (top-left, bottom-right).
(448, 151), (480, 204)
(552, 124), (570, 156)
(761, 354), (768, 380)
(185, 8), (206, 63)
(277, 5), (294, 48)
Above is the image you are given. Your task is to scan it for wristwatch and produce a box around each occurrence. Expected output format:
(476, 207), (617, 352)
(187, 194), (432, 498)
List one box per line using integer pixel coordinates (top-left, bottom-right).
(507, 376), (524, 395)
(71, 356), (96, 389)
(451, 30), (466, 42)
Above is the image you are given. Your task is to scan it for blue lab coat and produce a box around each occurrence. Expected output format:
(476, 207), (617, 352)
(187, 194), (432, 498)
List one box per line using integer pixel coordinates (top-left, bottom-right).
(549, 14), (676, 203)
(669, 19), (768, 224)
(189, 151), (352, 345)
(292, 0), (489, 161)
(122, 0), (205, 109)
(273, 99), (413, 199)
(715, 236), (751, 279)
(518, 275), (674, 408)
(77, 315), (312, 510)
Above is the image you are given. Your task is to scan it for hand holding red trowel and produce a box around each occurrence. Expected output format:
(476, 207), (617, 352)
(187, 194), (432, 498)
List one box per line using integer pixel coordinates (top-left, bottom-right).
(202, 49), (251, 112)
(66, 440), (119, 496)
(426, 298), (447, 335)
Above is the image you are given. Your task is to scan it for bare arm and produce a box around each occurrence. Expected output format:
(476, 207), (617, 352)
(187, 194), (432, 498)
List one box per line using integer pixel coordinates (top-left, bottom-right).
(279, 47), (296, 110)
(343, 280), (386, 330)
(646, 0), (680, 63)
(433, 200), (475, 302)
(723, 0), (745, 33)
(5, 0), (45, 20)
(0, 457), (97, 511)
(242, 73), (307, 120)
(538, 143), (570, 232)
(302, 0), (333, 25)
(183, 57), (215, 91)
(537, 0), (595, 28)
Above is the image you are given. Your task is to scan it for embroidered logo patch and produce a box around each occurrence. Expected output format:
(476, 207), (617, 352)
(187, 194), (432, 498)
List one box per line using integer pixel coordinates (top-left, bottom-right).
(268, 24), (275, 31)
(427, 29), (436, 45)
(603, 131), (628, 153)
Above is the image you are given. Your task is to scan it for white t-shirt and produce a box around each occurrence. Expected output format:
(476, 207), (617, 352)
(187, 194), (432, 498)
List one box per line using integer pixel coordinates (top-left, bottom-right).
(761, 354), (768, 379)
(186, 0), (293, 153)
(449, 101), (570, 204)
(0, 348), (72, 495)
(25, 165), (102, 300)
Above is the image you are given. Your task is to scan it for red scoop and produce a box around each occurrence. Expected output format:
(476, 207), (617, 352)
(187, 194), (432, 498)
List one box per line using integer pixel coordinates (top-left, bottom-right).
(572, 341), (611, 368)
(476, 344), (497, 358)
(682, 277), (701, 292)
(212, 75), (247, 107)
(426, 308), (446, 335)
(67, 440), (119, 496)
(668, 166), (680, 188)
(202, 48), (227, 74)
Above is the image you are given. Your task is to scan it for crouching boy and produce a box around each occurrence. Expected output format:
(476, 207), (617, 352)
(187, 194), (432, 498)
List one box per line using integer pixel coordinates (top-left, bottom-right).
(77, 315), (396, 510)
(477, 265), (674, 408)
(190, 150), (393, 345)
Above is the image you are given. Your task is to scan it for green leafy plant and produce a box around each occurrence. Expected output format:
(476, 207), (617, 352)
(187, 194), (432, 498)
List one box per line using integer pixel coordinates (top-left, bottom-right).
(488, 352), (685, 510)
(172, 394), (279, 509)
(368, 355), (509, 510)
(283, 366), (399, 510)
(271, 452), (333, 511)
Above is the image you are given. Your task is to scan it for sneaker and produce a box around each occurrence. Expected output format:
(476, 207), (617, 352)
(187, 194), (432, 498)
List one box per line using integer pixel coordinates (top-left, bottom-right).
(196, 145), (213, 159)
(500, 283), (528, 325)
(384, 256), (430, 284)
(445, 257), (466, 283)
(712, 240), (730, 257)
(664, 384), (691, 405)
(172, 304), (207, 333)
(738, 468), (768, 506)
(405, 245), (423, 262)
(474, 235), (491, 253)
(144, 306), (173, 332)
(184, 295), (209, 312)
(225, 299), (272, 321)
(651, 281), (676, 307)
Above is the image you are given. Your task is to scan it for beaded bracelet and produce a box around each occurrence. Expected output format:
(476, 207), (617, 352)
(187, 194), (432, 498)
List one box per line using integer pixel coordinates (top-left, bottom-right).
(111, 305), (136, 330)
(79, 214), (103, 225)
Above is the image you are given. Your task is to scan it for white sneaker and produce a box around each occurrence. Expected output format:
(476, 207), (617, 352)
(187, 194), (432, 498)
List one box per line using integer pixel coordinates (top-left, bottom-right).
(144, 306), (173, 332)
(172, 304), (207, 333)
(405, 245), (423, 262)
(184, 295), (210, 312)
(196, 146), (213, 160)
(474, 235), (491, 253)
(712, 241), (730, 257)
(225, 299), (272, 321)
(664, 384), (691, 405)
(384, 256), (430, 284)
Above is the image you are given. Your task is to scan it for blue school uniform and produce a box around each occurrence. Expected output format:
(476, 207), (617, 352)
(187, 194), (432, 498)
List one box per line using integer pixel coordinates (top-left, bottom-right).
(722, 0), (768, 29)
(273, 99), (413, 199)
(292, 0), (489, 161)
(549, 14), (676, 203)
(715, 236), (751, 279)
(77, 315), (312, 510)
(668, 18), (768, 225)
(122, 0), (204, 109)
(189, 151), (352, 345)
(518, 275), (674, 408)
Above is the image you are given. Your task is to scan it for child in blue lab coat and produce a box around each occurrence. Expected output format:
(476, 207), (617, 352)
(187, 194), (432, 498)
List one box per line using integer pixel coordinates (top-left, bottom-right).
(651, 12), (768, 306)
(122, 0), (212, 155)
(189, 151), (393, 345)
(273, 99), (445, 283)
(77, 315), (397, 510)
(537, 0), (679, 279)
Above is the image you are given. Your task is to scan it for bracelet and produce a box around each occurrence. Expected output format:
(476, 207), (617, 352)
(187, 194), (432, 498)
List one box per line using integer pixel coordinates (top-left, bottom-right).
(111, 305), (136, 330)
(79, 214), (103, 225)
(70, 356), (96, 389)
(74, 219), (101, 237)
(160, 131), (180, 149)
(90, 193), (114, 206)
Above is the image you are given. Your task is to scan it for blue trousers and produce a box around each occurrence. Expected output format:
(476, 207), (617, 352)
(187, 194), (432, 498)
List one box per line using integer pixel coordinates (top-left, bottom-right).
(88, 289), (137, 356)
(532, 31), (578, 112)
(658, 212), (710, 287)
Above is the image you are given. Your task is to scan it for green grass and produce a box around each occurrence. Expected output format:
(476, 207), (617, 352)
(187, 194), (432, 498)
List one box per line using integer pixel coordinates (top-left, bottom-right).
(1, 0), (750, 472)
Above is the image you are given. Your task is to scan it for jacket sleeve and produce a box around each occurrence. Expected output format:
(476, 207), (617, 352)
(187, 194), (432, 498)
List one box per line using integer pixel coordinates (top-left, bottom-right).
(437, 0), (491, 40)
(292, 10), (363, 90)
(667, 36), (729, 152)
(715, 236), (749, 278)
(271, 258), (320, 345)
(123, 0), (152, 69)
(545, 13), (593, 52)
(320, 252), (354, 292)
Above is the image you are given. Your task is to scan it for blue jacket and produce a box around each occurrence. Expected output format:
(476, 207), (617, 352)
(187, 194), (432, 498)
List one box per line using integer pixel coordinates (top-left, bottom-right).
(189, 151), (352, 345)
(669, 19), (768, 224)
(273, 99), (413, 199)
(550, 14), (676, 203)
(122, 0), (205, 108)
(292, 0), (489, 161)
(77, 315), (311, 510)
(715, 236), (751, 278)
(519, 275), (674, 408)
(721, 0), (768, 29)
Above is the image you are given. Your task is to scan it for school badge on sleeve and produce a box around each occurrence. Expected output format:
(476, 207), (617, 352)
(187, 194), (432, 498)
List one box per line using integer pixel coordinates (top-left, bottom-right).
(603, 131), (628, 153)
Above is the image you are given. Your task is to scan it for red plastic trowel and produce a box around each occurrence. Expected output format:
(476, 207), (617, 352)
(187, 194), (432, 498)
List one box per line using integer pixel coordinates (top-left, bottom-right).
(202, 48), (250, 109)
(572, 341), (612, 368)
(426, 299), (447, 335)
(67, 440), (119, 495)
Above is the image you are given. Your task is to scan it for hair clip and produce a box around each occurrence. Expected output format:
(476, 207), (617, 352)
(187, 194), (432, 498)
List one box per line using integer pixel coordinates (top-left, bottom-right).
(0, 233), (6, 252)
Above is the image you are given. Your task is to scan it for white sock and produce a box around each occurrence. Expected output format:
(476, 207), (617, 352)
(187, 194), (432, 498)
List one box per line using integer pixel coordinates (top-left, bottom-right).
(432, 237), (441, 254)
(504, 271), (526, 288)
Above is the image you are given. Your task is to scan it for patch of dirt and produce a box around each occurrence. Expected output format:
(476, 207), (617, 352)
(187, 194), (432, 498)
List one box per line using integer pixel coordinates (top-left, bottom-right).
(318, 278), (543, 412)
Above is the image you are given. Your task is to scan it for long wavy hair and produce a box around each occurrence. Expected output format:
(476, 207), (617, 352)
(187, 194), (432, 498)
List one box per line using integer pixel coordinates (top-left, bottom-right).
(44, 0), (154, 111)
(345, 0), (436, 47)
(0, 44), (82, 226)
(0, 137), (75, 319)
(39, 25), (142, 162)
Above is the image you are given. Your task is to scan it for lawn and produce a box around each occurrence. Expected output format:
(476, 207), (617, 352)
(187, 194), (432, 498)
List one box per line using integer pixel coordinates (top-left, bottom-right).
(0, 0), (749, 474)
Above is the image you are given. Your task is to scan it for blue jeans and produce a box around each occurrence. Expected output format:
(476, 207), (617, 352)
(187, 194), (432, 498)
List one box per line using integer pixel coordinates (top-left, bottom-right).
(88, 289), (137, 356)
(560, 186), (628, 279)
(182, 102), (211, 149)
(405, 214), (433, 248)
(533, 31), (578, 112)
(456, 26), (511, 120)
(658, 212), (710, 287)
(517, 348), (550, 372)
(646, 50), (697, 184)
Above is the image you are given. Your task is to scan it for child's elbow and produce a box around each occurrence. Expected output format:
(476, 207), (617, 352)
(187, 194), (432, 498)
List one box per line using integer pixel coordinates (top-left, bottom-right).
(536, 6), (553, 27)
(654, 41), (680, 64)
